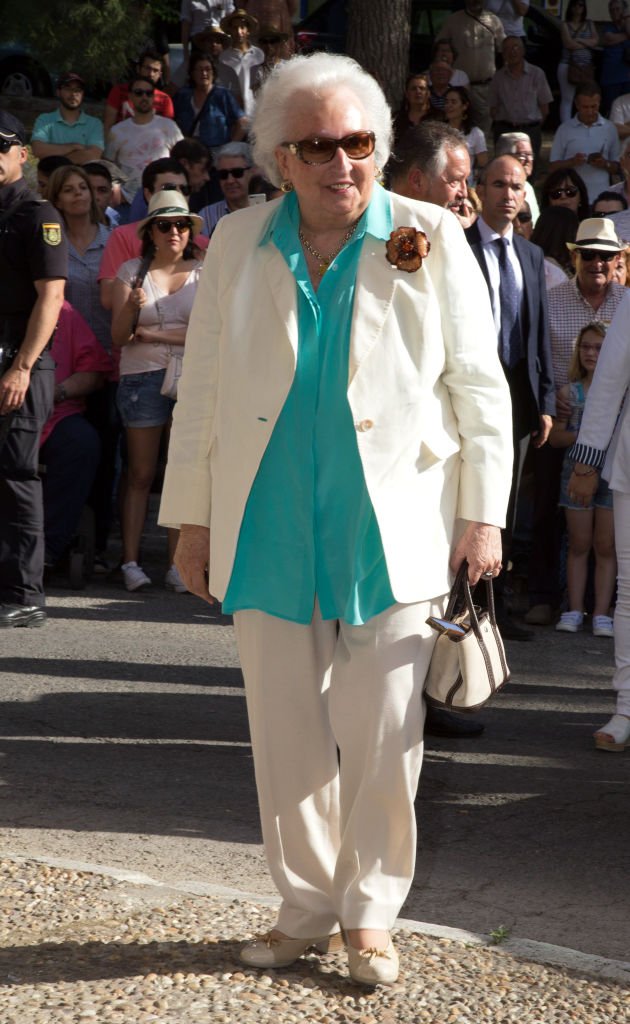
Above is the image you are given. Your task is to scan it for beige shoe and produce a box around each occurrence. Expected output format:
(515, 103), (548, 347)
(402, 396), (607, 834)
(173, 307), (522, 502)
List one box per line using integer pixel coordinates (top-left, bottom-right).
(239, 929), (344, 968)
(347, 937), (399, 986)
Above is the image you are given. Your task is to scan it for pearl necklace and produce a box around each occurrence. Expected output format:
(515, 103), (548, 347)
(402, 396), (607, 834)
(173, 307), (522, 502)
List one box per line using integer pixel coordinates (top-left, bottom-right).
(298, 220), (360, 277)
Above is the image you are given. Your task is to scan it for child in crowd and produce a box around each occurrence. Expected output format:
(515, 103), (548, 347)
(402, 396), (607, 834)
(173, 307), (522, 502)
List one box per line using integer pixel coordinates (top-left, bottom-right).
(550, 321), (616, 637)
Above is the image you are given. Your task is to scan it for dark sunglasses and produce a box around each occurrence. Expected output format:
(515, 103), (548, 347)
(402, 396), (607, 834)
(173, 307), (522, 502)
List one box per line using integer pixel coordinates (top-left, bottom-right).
(549, 186), (578, 200)
(0, 138), (21, 153)
(578, 250), (617, 262)
(153, 218), (192, 233)
(159, 182), (191, 196)
(132, 88), (154, 96)
(282, 130), (376, 165)
(517, 211), (532, 223)
(218, 167), (251, 179)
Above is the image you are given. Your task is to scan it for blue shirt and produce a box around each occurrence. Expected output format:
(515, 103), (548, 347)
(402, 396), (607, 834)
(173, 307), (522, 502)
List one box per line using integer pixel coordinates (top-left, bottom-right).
(222, 186), (396, 625)
(31, 108), (105, 150)
(65, 223), (112, 353)
(173, 86), (243, 150)
(549, 114), (620, 202)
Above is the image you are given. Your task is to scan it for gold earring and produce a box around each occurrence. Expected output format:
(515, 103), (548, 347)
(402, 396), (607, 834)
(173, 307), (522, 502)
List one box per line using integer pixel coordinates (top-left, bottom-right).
(280, 180), (294, 193)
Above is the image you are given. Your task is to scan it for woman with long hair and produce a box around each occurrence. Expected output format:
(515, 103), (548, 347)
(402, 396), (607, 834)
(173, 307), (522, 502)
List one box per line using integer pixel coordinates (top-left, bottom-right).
(531, 206), (580, 287)
(559, 0), (598, 122)
(443, 85), (487, 186)
(540, 167), (590, 222)
(111, 191), (203, 593)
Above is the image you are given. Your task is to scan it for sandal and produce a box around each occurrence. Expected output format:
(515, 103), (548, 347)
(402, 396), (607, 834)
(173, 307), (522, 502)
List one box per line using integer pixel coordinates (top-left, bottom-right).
(594, 714), (630, 752)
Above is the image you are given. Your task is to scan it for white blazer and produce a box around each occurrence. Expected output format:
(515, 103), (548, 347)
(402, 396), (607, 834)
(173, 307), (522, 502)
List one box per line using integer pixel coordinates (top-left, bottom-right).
(575, 289), (630, 493)
(159, 191), (513, 604)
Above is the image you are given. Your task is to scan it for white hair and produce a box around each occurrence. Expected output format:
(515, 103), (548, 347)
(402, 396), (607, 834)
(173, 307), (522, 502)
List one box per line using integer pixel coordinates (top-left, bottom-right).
(251, 53), (392, 186)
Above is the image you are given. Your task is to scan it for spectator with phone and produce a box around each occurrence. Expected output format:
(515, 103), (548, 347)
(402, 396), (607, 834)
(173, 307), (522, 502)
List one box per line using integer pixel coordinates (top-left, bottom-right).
(549, 82), (621, 203)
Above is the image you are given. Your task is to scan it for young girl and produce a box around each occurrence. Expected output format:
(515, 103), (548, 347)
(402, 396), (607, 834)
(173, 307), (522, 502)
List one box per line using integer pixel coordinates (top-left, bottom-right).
(551, 321), (616, 636)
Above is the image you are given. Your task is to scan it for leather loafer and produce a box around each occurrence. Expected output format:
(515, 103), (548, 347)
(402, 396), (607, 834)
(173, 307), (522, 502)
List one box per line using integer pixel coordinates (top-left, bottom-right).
(425, 707), (484, 738)
(239, 929), (344, 968)
(0, 604), (46, 628)
(347, 937), (399, 986)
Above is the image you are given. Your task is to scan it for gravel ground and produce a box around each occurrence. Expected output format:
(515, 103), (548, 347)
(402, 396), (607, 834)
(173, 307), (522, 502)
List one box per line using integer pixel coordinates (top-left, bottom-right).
(1, 858), (628, 1024)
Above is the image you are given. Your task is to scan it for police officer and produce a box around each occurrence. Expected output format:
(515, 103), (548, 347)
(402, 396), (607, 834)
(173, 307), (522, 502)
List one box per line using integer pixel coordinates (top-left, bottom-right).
(0, 112), (67, 627)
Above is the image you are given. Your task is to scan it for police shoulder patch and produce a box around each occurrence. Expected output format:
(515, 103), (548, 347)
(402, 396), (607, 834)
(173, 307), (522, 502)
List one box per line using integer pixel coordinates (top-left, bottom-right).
(43, 223), (62, 246)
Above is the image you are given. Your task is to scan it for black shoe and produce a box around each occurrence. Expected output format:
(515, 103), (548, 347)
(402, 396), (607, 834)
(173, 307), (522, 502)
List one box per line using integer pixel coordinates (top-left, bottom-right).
(496, 615), (534, 641)
(425, 707), (484, 738)
(0, 604), (47, 628)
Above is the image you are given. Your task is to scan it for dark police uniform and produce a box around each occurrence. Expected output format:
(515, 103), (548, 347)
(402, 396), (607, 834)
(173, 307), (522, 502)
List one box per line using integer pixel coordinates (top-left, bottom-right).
(0, 178), (67, 609)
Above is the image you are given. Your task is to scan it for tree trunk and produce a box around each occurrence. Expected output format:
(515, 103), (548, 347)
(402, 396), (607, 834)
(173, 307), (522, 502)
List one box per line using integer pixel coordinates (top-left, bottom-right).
(346, 0), (411, 109)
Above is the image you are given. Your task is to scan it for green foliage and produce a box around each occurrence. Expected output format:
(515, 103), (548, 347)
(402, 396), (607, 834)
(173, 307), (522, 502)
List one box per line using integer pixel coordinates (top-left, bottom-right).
(489, 925), (511, 945)
(1, 0), (169, 88)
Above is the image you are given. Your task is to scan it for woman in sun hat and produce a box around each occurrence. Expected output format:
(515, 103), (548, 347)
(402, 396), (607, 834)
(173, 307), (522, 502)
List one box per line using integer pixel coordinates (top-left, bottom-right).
(111, 190), (203, 594)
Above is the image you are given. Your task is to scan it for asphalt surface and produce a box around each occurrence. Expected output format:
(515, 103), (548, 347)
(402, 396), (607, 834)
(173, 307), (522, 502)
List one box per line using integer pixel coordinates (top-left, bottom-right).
(0, 507), (628, 972)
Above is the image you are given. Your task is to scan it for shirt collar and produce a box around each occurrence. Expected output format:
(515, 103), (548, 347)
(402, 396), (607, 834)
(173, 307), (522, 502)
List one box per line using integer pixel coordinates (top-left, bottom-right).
(477, 216), (515, 245)
(259, 182), (393, 251)
(573, 114), (605, 128)
(55, 107), (87, 125)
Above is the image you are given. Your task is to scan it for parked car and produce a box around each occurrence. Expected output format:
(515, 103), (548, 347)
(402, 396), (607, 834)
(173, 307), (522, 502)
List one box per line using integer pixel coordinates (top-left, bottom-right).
(0, 44), (53, 98)
(295, 0), (563, 93)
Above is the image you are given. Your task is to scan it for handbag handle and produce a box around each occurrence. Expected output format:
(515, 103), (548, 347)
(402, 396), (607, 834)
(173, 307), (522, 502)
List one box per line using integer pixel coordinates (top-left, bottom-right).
(444, 560), (497, 638)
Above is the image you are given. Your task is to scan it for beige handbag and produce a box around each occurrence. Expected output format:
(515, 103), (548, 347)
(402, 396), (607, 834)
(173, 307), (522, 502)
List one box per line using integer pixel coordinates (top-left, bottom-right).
(160, 348), (183, 400)
(424, 561), (510, 712)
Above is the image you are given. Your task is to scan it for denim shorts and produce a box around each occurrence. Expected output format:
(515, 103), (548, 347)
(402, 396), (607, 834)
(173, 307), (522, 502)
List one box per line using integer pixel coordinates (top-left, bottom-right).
(116, 370), (175, 428)
(559, 456), (613, 512)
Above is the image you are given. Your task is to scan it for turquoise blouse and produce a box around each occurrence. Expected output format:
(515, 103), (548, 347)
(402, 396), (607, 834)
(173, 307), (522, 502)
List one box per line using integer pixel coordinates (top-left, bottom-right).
(222, 185), (396, 625)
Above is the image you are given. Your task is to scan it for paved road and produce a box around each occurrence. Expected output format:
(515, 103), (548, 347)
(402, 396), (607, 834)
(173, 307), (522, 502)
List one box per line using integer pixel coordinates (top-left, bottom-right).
(0, 538), (628, 964)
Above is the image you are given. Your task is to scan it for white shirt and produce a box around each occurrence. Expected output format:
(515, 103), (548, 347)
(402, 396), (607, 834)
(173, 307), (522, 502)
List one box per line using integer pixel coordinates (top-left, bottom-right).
(610, 93), (630, 128)
(485, 0), (529, 37)
(218, 45), (264, 117)
(105, 116), (183, 201)
(477, 217), (524, 341)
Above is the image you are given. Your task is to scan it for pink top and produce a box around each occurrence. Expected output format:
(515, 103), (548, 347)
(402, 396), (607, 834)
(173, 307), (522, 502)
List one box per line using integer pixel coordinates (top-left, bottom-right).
(41, 301), (113, 446)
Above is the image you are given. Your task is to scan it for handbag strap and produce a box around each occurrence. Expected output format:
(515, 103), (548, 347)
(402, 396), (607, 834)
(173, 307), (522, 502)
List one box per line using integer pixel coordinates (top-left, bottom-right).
(444, 559), (497, 637)
(129, 253), (153, 334)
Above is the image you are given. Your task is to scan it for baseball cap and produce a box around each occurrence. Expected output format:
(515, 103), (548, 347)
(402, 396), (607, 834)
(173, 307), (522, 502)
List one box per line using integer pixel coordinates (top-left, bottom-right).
(0, 111), (26, 145)
(58, 71), (86, 88)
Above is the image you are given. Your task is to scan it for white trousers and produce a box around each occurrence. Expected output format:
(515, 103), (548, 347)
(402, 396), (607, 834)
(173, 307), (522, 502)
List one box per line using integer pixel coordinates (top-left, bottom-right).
(613, 491), (630, 716)
(233, 597), (445, 937)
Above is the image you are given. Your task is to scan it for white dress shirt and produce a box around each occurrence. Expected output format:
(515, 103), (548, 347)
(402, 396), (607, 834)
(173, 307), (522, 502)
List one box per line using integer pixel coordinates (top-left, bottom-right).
(476, 217), (524, 341)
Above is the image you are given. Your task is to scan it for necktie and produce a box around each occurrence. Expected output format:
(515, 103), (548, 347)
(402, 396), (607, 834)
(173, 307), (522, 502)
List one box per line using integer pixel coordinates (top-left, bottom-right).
(495, 237), (521, 369)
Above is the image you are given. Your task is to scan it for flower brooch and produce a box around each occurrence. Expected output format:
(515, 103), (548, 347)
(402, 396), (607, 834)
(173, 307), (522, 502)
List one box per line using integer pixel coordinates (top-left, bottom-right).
(386, 227), (431, 272)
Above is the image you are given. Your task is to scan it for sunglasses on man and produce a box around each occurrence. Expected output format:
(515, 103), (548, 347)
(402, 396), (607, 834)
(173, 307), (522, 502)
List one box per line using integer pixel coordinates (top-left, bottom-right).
(218, 167), (252, 179)
(578, 250), (617, 262)
(282, 131), (376, 165)
(0, 138), (21, 153)
(132, 88), (154, 97)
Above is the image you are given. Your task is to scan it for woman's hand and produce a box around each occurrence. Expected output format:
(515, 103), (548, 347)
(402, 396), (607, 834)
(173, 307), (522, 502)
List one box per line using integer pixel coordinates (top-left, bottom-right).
(567, 465), (599, 507)
(174, 524), (216, 604)
(129, 285), (146, 311)
(450, 522), (502, 585)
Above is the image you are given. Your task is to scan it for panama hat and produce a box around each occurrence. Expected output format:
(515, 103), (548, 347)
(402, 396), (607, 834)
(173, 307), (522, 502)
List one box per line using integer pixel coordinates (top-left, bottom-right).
(566, 217), (624, 252)
(136, 189), (203, 238)
(220, 8), (259, 35)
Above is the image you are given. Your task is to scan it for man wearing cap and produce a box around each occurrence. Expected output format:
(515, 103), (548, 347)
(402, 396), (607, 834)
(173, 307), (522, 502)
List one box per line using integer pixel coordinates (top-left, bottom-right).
(181, 0), (235, 68)
(0, 113), (67, 628)
(525, 217), (626, 627)
(31, 72), (104, 166)
(218, 9), (264, 117)
(251, 25), (292, 94)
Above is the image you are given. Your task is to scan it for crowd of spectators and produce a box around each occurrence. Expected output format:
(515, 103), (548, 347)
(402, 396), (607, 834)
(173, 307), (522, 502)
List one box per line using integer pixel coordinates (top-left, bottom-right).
(5, 0), (630, 660)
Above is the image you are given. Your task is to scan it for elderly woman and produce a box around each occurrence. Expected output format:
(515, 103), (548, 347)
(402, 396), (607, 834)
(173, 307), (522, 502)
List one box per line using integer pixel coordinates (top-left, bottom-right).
(568, 294), (630, 752)
(160, 53), (512, 985)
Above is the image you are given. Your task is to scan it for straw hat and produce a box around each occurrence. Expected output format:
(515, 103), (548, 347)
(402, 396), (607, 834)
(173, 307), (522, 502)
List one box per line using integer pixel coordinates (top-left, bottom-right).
(136, 190), (203, 238)
(220, 7), (259, 35)
(566, 217), (624, 252)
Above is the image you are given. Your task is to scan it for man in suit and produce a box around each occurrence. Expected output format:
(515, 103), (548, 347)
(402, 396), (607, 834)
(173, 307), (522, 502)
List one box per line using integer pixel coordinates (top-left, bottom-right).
(466, 154), (555, 638)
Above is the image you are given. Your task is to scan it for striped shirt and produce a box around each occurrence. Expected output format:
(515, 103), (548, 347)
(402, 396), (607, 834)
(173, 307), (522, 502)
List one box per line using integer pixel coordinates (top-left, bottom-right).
(547, 277), (625, 390)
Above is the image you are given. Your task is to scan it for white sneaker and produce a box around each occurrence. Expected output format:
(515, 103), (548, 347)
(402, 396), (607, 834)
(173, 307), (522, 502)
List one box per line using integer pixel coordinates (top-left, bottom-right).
(555, 610), (584, 633)
(121, 561), (152, 592)
(165, 565), (188, 593)
(592, 615), (614, 638)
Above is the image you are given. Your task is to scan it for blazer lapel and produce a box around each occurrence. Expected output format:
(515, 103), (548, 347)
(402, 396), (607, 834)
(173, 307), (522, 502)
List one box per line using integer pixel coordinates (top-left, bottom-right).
(349, 233), (398, 384)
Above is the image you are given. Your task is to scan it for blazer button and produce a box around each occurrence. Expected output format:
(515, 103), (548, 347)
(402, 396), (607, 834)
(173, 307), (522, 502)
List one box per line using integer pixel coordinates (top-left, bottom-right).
(357, 418), (374, 432)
